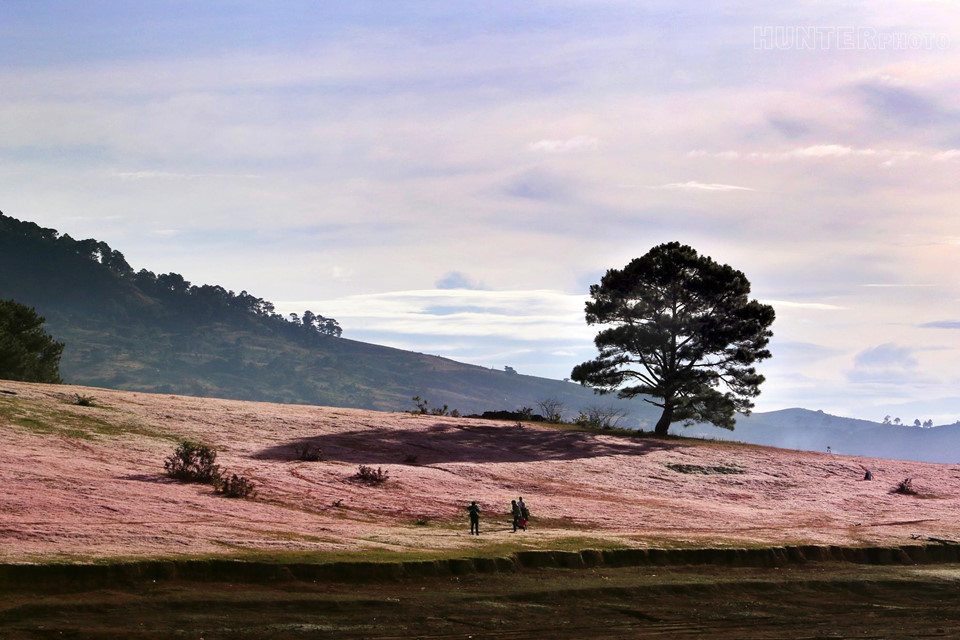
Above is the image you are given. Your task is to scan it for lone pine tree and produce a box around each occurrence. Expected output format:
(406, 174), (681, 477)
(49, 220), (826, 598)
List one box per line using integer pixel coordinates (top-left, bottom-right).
(571, 242), (775, 435)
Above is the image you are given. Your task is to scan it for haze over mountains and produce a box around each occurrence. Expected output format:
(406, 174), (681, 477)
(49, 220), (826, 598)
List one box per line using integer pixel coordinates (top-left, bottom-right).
(691, 409), (960, 464)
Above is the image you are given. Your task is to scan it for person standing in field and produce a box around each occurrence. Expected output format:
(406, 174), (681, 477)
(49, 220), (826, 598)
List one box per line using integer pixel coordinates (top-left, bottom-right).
(468, 501), (481, 535)
(518, 496), (529, 530)
(511, 499), (523, 532)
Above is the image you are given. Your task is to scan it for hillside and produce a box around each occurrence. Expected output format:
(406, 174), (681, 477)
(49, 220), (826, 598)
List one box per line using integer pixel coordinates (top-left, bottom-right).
(0, 211), (649, 419)
(687, 408), (960, 464)
(2, 380), (960, 562)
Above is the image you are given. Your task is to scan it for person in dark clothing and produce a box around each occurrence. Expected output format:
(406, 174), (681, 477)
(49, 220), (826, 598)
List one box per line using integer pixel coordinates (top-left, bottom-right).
(511, 499), (522, 532)
(468, 501), (481, 535)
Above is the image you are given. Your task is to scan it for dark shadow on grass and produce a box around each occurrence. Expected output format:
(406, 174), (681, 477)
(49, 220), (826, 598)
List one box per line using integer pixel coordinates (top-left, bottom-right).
(253, 422), (681, 465)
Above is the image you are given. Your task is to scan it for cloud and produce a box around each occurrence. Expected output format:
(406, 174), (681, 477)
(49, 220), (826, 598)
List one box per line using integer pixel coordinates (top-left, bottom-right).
(862, 283), (934, 288)
(920, 320), (960, 329)
(853, 343), (918, 369)
(766, 116), (811, 139)
(763, 299), (846, 311)
(765, 340), (842, 364)
(503, 170), (570, 200)
(435, 271), (486, 290)
(527, 136), (599, 153)
(652, 181), (754, 192)
(688, 145), (960, 165)
(276, 288), (592, 342)
(847, 343), (921, 386)
(855, 80), (955, 128)
(113, 170), (263, 180)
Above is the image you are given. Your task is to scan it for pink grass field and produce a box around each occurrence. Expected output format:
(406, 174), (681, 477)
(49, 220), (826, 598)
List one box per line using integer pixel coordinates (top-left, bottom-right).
(2, 380), (960, 562)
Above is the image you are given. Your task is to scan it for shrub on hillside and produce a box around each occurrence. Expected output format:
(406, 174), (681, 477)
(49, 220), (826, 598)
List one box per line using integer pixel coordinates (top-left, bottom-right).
(410, 395), (459, 417)
(892, 478), (919, 496)
(214, 473), (256, 498)
(73, 393), (96, 407)
(537, 398), (566, 423)
(354, 464), (389, 485)
(294, 443), (323, 461)
(574, 406), (629, 430)
(163, 440), (221, 483)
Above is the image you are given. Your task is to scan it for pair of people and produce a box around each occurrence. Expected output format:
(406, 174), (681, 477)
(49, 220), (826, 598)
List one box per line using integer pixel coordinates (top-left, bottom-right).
(465, 497), (530, 535)
(511, 497), (529, 532)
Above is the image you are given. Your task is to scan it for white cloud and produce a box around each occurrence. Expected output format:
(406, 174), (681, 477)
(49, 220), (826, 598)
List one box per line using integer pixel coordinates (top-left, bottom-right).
(690, 145), (955, 164)
(763, 300), (847, 311)
(862, 283), (935, 288)
(653, 181), (755, 192)
(276, 289), (593, 341)
(527, 135), (599, 153)
(113, 171), (263, 180)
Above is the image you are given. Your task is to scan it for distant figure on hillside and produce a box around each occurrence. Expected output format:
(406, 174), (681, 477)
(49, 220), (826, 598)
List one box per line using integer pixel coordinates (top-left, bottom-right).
(864, 469), (873, 481)
(468, 501), (481, 535)
(827, 446), (832, 454)
(518, 496), (530, 529)
(511, 499), (525, 532)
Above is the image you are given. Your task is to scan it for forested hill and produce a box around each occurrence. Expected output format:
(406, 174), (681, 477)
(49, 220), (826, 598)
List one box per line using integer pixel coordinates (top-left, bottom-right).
(0, 212), (650, 418)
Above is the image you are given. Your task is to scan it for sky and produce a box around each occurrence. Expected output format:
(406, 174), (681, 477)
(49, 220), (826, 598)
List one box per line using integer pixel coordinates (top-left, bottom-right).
(2, 1), (959, 423)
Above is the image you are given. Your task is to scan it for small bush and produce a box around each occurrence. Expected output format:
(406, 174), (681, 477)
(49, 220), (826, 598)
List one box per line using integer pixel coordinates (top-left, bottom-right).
(892, 478), (919, 495)
(411, 395), (430, 414)
(574, 406), (629, 430)
(164, 440), (221, 483)
(294, 443), (323, 461)
(410, 395), (459, 417)
(73, 393), (96, 407)
(354, 464), (389, 485)
(537, 398), (566, 423)
(402, 454), (419, 465)
(414, 517), (430, 526)
(215, 473), (256, 498)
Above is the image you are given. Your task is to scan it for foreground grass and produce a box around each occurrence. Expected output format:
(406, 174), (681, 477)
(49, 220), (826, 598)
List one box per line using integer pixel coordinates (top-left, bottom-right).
(4, 564), (960, 639)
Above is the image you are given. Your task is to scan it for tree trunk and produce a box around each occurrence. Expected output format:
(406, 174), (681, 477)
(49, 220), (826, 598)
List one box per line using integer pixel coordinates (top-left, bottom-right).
(654, 405), (673, 436)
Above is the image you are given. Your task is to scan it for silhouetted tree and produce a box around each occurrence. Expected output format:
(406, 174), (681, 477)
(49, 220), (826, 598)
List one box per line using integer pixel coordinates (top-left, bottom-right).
(315, 315), (342, 337)
(572, 242), (775, 435)
(0, 299), (64, 383)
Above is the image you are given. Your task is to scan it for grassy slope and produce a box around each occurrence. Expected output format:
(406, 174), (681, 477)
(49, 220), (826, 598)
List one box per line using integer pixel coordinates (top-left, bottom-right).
(3, 380), (960, 565)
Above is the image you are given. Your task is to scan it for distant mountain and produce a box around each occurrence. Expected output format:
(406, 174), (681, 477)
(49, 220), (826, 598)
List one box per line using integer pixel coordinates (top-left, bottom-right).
(0, 211), (654, 419)
(682, 408), (960, 464)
